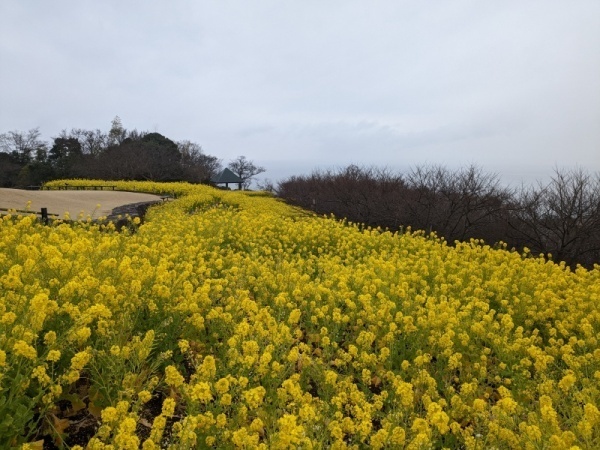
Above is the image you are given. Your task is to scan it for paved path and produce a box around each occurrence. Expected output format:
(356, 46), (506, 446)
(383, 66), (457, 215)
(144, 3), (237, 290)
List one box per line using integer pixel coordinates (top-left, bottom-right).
(0, 188), (163, 219)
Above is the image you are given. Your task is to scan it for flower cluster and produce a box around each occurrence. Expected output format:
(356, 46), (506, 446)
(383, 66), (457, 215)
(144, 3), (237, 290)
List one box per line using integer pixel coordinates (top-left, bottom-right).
(1, 179), (599, 448)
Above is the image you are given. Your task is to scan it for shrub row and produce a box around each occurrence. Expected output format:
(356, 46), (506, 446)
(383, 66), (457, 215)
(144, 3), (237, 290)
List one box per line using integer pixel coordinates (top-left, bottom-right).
(278, 165), (600, 268)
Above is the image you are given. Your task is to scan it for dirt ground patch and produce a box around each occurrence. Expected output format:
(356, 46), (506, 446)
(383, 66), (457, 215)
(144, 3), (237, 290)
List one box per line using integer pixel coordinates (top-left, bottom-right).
(0, 188), (164, 219)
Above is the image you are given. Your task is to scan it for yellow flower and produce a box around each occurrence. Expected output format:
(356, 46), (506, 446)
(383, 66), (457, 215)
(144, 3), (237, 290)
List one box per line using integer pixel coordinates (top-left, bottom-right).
(247, 420), (263, 437)
(1, 312), (17, 325)
(427, 402), (450, 435)
(71, 327), (91, 344)
(390, 426), (406, 445)
(178, 339), (190, 353)
(243, 386), (266, 409)
(215, 377), (230, 394)
(114, 417), (139, 450)
(558, 372), (577, 392)
(161, 398), (176, 417)
(496, 397), (518, 415)
(43, 331), (57, 345)
(199, 355), (217, 379)
(274, 414), (305, 448)
(142, 439), (158, 450)
(61, 370), (80, 384)
(189, 382), (213, 403)
(138, 390), (152, 403)
(220, 393), (232, 406)
(286, 346), (299, 363)
(216, 413), (227, 428)
(325, 370), (338, 386)
(583, 403), (600, 426)
(539, 395), (560, 430)
(31, 365), (51, 386)
(288, 308), (301, 325)
(411, 418), (430, 435)
(164, 365), (185, 388)
(101, 406), (119, 425)
(70, 350), (91, 371)
(472, 398), (486, 412)
(368, 428), (387, 450)
(448, 352), (462, 370)
(232, 427), (260, 448)
(395, 381), (414, 408)
(13, 340), (37, 360)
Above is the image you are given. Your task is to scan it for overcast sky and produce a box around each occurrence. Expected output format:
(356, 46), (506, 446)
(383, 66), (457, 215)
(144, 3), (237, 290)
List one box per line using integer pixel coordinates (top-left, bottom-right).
(1, 1), (599, 186)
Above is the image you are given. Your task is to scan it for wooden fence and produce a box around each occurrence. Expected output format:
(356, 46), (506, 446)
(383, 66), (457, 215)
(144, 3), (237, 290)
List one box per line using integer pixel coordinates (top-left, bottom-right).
(31, 184), (117, 191)
(0, 207), (59, 224)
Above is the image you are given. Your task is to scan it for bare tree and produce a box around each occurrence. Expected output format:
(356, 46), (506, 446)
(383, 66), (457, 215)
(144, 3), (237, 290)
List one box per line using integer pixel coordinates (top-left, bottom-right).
(256, 178), (276, 193)
(509, 168), (600, 267)
(403, 165), (512, 241)
(59, 128), (108, 156)
(228, 156), (266, 189)
(447, 165), (513, 242)
(0, 128), (47, 165)
(107, 116), (127, 146)
(405, 164), (450, 234)
(278, 165), (407, 229)
(178, 140), (222, 183)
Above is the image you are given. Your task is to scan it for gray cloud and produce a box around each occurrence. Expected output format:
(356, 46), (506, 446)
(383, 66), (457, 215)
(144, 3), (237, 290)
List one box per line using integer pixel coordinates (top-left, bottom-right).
(1, 0), (598, 186)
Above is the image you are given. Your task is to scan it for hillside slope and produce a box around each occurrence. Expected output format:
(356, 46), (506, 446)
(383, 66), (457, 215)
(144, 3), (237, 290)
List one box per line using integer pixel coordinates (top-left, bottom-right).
(1, 180), (599, 448)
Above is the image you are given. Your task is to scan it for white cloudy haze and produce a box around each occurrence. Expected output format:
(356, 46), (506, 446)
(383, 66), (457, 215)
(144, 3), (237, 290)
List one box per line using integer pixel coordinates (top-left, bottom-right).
(1, 1), (598, 186)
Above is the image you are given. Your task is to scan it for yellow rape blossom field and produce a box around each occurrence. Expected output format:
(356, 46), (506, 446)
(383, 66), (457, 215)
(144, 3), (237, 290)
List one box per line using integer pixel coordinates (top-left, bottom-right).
(1, 179), (599, 449)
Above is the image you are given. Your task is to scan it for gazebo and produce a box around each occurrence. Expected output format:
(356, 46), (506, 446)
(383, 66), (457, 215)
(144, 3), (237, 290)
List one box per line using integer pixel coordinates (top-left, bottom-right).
(211, 168), (243, 190)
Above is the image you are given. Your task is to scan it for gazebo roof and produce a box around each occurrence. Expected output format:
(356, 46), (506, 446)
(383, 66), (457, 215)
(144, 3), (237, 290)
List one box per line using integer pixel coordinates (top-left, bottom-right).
(212, 168), (243, 184)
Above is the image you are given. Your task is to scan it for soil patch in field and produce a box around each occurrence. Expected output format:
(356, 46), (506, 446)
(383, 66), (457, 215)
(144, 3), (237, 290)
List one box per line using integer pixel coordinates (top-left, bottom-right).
(0, 188), (164, 220)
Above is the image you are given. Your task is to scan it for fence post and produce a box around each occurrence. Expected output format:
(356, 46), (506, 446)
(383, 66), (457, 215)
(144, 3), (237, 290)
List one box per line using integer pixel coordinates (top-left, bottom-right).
(41, 208), (48, 225)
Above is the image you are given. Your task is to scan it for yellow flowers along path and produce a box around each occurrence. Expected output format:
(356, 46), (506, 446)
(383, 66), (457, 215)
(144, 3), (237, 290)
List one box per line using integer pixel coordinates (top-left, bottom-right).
(1, 180), (599, 449)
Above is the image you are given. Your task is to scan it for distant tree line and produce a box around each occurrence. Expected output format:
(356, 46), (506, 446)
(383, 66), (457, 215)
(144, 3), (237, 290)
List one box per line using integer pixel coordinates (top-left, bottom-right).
(0, 117), (222, 187)
(278, 165), (600, 268)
